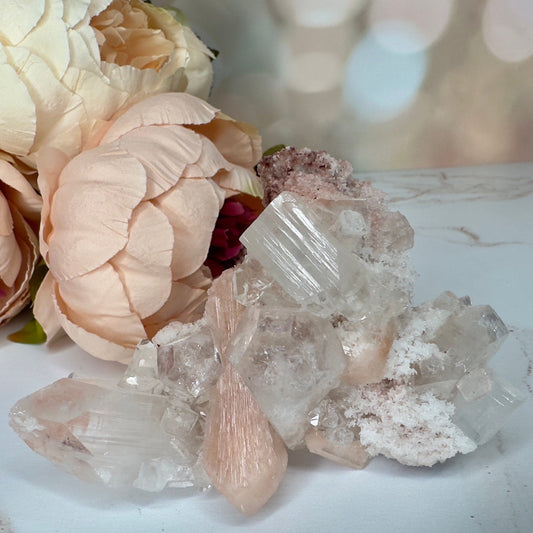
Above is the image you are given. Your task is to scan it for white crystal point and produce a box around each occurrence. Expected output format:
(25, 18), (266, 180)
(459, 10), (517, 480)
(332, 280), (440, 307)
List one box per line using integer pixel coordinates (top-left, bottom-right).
(154, 319), (221, 402)
(119, 339), (163, 394)
(453, 370), (526, 445)
(227, 306), (346, 448)
(9, 378), (208, 491)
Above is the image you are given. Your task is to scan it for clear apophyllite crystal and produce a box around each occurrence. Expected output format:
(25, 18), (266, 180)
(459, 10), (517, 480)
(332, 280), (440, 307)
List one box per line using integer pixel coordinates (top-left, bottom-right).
(154, 319), (221, 402)
(9, 378), (208, 491)
(415, 296), (509, 385)
(240, 191), (365, 315)
(227, 306), (346, 448)
(453, 369), (526, 445)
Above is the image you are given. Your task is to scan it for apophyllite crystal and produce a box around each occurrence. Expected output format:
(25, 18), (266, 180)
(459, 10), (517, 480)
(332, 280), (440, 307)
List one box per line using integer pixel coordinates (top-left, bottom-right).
(10, 147), (525, 515)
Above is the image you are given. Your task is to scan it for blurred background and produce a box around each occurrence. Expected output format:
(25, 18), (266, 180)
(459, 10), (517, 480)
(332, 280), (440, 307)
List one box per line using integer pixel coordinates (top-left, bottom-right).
(157, 0), (533, 171)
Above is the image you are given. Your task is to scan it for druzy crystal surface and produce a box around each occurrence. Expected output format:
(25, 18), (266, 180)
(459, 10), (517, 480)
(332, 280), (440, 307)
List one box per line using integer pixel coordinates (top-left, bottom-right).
(9, 148), (525, 516)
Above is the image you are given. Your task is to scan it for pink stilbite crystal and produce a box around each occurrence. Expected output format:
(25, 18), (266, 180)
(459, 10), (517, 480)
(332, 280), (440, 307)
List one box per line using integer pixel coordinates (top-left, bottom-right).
(202, 365), (288, 515)
(203, 269), (288, 514)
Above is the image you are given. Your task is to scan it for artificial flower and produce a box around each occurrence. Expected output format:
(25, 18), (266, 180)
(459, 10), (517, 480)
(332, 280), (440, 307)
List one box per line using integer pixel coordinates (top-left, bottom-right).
(34, 92), (262, 363)
(0, 161), (41, 325)
(0, 0), (213, 168)
(205, 198), (259, 278)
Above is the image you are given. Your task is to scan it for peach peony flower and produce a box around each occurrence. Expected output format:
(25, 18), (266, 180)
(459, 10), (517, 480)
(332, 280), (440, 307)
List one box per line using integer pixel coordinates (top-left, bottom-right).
(0, 161), (42, 325)
(0, 0), (213, 168)
(34, 93), (262, 363)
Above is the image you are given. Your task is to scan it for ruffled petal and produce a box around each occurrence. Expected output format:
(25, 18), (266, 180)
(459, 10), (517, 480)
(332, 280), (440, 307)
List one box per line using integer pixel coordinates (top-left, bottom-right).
(56, 262), (146, 349)
(190, 116), (262, 168)
(36, 147), (69, 261)
(152, 178), (224, 280)
(0, 195), (21, 286)
(46, 147), (146, 280)
(0, 207), (38, 325)
(3, 46), (85, 161)
(116, 124), (203, 199)
(110, 201), (173, 319)
(213, 166), (263, 197)
(0, 159), (42, 221)
(0, 0), (45, 45)
(101, 92), (218, 144)
(142, 266), (212, 338)
(17, 0), (70, 79)
(0, 47), (36, 155)
(181, 135), (232, 179)
(53, 280), (134, 363)
(33, 271), (62, 341)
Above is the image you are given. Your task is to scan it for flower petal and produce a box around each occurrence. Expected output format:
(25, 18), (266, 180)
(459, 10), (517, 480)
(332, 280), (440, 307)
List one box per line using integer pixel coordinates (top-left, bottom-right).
(152, 178), (224, 280)
(142, 267), (212, 338)
(33, 271), (62, 341)
(53, 279), (134, 363)
(36, 147), (70, 262)
(0, 195), (21, 286)
(110, 201), (173, 319)
(181, 135), (232, 179)
(46, 147), (146, 280)
(101, 92), (218, 144)
(3, 46), (85, 160)
(0, 0), (45, 45)
(191, 116), (262, 168)
(17, 0), (70, 79)
(0, 159), (42, 221)
(0, 47), (36, 155)
(56, 262), (146, 350)
(116, 124), (203, 199)
(0, 207), (38, 325)
(214, 166), (263, 197)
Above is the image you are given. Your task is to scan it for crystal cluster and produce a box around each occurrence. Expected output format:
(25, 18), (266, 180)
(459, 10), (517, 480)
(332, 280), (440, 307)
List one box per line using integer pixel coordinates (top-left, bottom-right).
(10, 148), (525, 515)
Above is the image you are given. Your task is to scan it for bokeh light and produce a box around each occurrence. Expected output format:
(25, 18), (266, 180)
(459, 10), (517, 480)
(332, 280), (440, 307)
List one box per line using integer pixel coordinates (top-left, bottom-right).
(344, 30), (427, 122)
(370, 0), (454, 53)
(483, 0), (533, 62)
(269, 0), (365, 28)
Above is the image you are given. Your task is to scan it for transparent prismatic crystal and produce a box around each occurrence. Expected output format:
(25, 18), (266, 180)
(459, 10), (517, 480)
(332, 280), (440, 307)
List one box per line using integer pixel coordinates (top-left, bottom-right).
(9, 378), (208, 491)
(453, 370), (526, 445)
(240, 192), (365, 314)
(416, 298), (509, 385)
(119, 339), (163, 394)
(154, 319), (221, 401)
(227, 306), (346, 448)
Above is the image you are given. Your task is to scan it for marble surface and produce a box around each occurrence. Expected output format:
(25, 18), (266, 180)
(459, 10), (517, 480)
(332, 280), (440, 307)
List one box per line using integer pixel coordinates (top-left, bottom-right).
(1, 164), (532, 533)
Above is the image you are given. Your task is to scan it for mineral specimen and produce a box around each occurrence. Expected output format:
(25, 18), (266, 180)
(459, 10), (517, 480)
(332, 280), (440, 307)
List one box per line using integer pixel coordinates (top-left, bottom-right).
(9, 147), (525, 516)
(202, 271), (288, 514)
(10, 378), (209, 491)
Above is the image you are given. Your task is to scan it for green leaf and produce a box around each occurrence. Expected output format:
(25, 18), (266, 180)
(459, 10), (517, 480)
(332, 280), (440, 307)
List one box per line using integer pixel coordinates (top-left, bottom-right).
(29, 260), (48, 303)
(165, 6), (188, 26)
(8, 318), (46, 344)
(263, 144), (286, 157)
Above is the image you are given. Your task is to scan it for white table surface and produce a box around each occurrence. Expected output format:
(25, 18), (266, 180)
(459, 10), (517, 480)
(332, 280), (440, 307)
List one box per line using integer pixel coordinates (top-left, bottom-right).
(1, 163), (532, 533)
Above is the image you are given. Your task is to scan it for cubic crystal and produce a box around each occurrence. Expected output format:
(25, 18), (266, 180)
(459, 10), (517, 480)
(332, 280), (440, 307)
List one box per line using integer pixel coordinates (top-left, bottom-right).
(453, 370), (526, 445)
(227, 306), (346, 448)
(154, 319), (220, 402)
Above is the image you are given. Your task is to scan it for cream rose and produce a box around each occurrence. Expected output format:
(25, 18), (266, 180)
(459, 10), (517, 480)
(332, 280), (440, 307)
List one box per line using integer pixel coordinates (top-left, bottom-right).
(34, 93), (262, 363)
(0, 161), (41, 325)
(0, 0), (213, 168)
